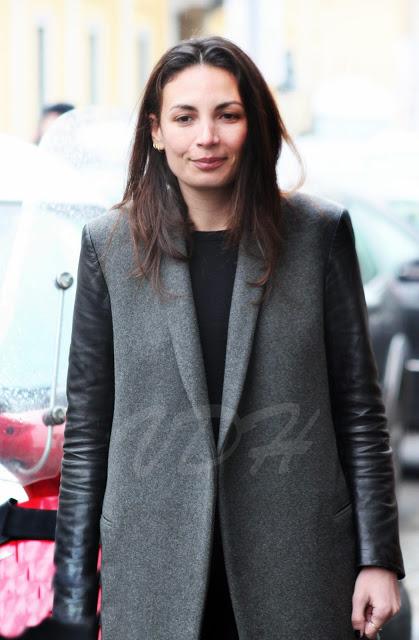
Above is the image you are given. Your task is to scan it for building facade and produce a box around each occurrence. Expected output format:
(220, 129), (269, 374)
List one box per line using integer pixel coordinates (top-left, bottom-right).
(2, 0), (418, 140)
(176, 0), (419, 134)
(0, 0), (169, 140)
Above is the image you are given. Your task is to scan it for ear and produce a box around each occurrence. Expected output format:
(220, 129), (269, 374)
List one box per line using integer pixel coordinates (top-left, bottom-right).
(149, 113), (163, 148)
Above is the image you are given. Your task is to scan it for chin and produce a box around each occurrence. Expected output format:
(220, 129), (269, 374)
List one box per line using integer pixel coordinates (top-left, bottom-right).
(187, 174), (235, 190)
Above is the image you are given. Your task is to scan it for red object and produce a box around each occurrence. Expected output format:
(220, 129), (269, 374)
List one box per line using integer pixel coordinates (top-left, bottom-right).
(0, 410), (101, 637)
(0, 411), (100, 639)
(0, 496), (57, 637)
(0, 411), (64, 487)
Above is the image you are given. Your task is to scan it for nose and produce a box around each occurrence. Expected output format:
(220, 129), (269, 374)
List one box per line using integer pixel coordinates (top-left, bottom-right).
(196, 119), (219, 147)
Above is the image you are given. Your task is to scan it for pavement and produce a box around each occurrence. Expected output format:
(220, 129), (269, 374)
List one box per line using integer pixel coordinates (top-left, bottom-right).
(398, 476), (419, 640)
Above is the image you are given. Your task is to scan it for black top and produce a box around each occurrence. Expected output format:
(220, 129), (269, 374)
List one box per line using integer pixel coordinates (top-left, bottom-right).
(188, 230), (238, 444)
(189, 230), (240, 639)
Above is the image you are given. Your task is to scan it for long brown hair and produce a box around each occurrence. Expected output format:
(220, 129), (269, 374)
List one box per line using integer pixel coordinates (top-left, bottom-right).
(112, 35), (304, 304)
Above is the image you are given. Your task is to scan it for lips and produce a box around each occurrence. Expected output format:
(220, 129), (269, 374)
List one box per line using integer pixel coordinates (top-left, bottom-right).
(194, 157), (225, 162)
(191, 157), (227, 170)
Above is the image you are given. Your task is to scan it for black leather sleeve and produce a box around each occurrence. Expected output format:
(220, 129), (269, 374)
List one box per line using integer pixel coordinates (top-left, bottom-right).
(324, 210), (405, 580)
(52, 223), (114, 629)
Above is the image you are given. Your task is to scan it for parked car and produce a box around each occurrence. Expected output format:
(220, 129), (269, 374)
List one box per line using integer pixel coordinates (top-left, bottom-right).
(302, 192), (419, 455)
(281, 131), (419, 232)
(358, 129), (419, 231)
(340, 195), (419, 429)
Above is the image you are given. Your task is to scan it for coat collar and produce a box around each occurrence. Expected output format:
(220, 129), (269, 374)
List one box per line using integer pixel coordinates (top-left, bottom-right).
(160, 226), (265, 458)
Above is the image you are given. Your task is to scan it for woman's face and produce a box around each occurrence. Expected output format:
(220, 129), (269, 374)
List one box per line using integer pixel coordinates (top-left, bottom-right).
(150, 64), (248, 195)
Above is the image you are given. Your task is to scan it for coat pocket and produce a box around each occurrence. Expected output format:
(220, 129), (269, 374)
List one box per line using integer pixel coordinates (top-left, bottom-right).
(100, 512), (114, 526)
(333, 500), (353, 521)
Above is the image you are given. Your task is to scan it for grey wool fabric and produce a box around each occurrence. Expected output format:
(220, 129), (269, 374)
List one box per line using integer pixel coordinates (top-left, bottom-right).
(58, 190), (403, 639)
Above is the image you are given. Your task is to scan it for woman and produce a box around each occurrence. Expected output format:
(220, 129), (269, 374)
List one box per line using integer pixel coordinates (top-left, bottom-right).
(51, 36), (404, 639)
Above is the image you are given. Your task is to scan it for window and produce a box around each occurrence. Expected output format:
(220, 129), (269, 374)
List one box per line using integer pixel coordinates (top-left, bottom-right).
(349, 200), (419, 283)
(37, 26), (46, 111)
(137, 30), (151, 91)
(88, 30), (99, 104)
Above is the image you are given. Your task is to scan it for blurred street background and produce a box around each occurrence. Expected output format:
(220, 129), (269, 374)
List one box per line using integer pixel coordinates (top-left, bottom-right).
(0, 1), (418, 638)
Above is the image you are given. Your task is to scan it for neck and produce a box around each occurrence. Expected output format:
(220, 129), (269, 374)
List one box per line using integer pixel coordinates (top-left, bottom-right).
(179, 183), (232, 231)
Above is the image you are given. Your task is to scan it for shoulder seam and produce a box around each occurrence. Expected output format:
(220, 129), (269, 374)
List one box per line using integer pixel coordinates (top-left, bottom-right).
(324, 208), (348, 275)
(84, 223), (111, 304)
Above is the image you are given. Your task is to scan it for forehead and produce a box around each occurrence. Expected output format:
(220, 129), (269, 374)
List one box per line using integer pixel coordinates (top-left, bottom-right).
(161, 64), (242, 109)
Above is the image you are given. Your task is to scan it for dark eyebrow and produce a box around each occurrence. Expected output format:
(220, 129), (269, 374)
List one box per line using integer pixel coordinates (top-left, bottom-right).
(169, 100), (244, 112)
(216, 101), (244, 110)
(169, 104), (196, 112)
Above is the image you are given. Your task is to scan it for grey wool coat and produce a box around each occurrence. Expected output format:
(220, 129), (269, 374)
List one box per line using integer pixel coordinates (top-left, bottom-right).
(52, 191), (405, 640)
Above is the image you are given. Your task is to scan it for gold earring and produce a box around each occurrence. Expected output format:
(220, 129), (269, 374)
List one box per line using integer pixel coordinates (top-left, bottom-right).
(153, 141), (164, 151)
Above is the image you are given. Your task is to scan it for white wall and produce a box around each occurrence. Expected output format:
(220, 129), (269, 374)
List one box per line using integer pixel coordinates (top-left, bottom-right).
(224, 0), (285, 88)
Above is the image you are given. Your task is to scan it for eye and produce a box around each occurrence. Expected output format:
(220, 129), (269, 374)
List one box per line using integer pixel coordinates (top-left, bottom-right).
(175, 115), (193, 124)
(220, 112), (241, 121)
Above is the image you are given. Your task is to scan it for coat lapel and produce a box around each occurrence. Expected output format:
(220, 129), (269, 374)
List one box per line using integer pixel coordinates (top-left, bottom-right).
(160, 227), (264, 458)
(217, 230), (264, 455)
(160, 231), (213, 451)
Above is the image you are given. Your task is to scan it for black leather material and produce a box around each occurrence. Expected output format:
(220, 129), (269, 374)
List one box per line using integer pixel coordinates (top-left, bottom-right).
(52, 225), (114, 626)
(324, 210), (405, 580)
(52, 209), (405, 625)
